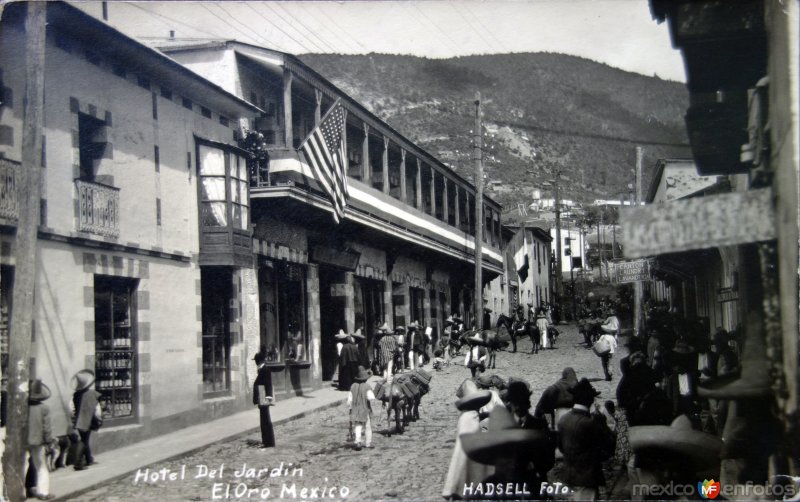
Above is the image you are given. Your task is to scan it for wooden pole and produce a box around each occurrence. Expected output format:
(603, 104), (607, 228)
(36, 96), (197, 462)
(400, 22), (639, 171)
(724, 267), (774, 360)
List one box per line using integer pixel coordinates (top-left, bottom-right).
(634, 146), (644, 337)
(554, 175), (562, 304)
(473, 92), (483, 329)
(3, 3), (46, 500)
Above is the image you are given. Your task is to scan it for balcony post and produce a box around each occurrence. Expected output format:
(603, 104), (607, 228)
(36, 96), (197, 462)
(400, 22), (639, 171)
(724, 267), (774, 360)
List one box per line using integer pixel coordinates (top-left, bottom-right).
(415, 158), (422, 210)
(314, 89), (322, 125)
(344, 272), (355, 333)
(306, 263), (322, 385)
(382, 136), (389, 194)
(430, 166), (436, 217)
(443, 178), (449, 223)
(283, 69), (293, 148)
(362, 123), (370, 184)
(400, 149), (407, 202)
(454, 185), (461, 229)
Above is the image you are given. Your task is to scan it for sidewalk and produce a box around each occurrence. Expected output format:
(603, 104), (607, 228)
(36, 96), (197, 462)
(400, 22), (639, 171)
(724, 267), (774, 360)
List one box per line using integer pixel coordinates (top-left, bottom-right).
(50, 385), (347, 500)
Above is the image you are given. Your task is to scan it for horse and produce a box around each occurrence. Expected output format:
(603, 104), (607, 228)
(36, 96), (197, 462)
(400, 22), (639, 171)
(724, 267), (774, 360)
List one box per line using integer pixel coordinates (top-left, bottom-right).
(496, 312), (527, 353)
(374, 379), (408, 436)
(482, 329), (509, 369)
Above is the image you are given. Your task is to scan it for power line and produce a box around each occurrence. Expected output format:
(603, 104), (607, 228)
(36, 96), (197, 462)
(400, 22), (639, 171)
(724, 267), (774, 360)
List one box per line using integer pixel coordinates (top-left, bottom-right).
(449, 4), (499, 54)
(461, 3), (512, 54)
(126, 3), (223, 40)
(210, 4), (281, 50)
(406, 3), (462, 56)
(253, 3), (326, 53)
(199, 4), (272, 49)
(307, 5), (369, 53)
(269, 3), (338, 53)
(233, 3), (315, 53)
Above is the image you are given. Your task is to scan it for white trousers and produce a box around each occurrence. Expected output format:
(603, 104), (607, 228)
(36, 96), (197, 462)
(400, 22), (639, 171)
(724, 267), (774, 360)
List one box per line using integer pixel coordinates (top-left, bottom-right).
(28, 444), (50, 497)
(353, 416), (372, 447)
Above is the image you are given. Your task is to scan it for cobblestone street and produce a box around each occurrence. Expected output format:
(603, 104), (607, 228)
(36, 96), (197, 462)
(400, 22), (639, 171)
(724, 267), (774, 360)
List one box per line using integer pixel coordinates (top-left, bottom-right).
(71, 324), (621, 501)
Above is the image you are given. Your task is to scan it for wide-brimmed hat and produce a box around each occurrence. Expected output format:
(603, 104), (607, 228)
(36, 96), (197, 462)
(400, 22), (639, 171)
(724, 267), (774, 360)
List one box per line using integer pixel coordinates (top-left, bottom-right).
(334, 329), (349, 341)
(377, 322), (390, 333)
(503, 379), (532, 406)
(72, 369), (96, 391)
(29, 379), (51, 402)
(394, 326), (406, 334)
(460, 406), (551, 465)
(351, 328), (365, 341)
(445, 316), (455, 327)
(455, 380), (492, 411)
(407, 321), (420, 330)
(253, 345), (266, 362)
(629, 414), (723, 471)
(568, 378), (600, 404)
(354, 365), (370, 383)
(464, 331), (486, 346)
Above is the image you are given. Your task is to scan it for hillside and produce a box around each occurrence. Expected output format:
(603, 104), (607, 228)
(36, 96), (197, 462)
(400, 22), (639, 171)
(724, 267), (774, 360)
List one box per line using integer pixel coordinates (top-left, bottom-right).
(299, 52), (691, 213)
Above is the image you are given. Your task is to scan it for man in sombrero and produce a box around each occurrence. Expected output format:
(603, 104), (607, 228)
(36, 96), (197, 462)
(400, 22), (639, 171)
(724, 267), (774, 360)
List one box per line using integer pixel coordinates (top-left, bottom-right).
(27, 379), (55, 500)
(557, 378), (614, 501)
(70, 369), (103, 471)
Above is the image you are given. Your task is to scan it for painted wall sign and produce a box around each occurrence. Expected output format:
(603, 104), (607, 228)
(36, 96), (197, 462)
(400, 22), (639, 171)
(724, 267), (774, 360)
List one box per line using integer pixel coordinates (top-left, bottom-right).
(620, 188), (775, 259)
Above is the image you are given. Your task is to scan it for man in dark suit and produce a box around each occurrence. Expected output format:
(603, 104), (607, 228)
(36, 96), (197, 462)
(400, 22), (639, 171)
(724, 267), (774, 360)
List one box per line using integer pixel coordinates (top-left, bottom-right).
(557, 378), (614, 501)
(253, 349), (275, 447)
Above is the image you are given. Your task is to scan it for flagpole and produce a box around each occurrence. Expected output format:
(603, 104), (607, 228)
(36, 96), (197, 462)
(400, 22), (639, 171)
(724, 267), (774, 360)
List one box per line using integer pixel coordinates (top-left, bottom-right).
(474, 92), (483, 330)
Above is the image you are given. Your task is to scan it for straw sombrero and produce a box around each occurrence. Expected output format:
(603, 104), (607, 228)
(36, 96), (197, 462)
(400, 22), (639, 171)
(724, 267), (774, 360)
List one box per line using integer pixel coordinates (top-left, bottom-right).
(29, 379), (51, 402)
(464, 331), (486, 346)
(407, 321), (420, 330)
(394, 326), (406, 334)
(351, 328), (365, 341)
(377, 322), (390, 333)
(460, 406), (550, 465)
(334, 329), (349, 341)
(629, 414), (723, 470)
(72, 369), (96, 391)
(455, 380), (492, 411)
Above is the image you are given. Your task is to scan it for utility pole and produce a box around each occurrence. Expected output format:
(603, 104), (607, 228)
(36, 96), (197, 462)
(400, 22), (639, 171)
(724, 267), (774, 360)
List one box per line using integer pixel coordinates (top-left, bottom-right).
(473, 92), (483, 329)
(3, 3), (46, 500)
(554, 174), (562, 307)
(634, 146), (644, 338)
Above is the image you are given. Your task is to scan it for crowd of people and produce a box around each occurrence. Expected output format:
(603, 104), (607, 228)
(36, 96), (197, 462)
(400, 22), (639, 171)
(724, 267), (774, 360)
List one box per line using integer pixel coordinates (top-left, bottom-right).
(439, 299), (749, 500)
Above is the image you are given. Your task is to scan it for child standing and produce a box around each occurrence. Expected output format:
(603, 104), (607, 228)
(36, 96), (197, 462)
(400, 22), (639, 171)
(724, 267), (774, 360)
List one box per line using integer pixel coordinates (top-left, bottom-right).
(347, 366), (375, 450)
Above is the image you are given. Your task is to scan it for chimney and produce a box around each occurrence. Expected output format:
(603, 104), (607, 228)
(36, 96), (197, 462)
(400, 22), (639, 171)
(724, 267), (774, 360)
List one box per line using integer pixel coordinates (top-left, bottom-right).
(170, 30), (175, 39)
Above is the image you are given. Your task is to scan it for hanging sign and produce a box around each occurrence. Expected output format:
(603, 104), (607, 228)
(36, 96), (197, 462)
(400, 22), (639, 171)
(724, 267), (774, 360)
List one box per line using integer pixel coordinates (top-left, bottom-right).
(620, 188), (775, 259)
(612, 260), (651, 283)
(717, 287), (739, 303)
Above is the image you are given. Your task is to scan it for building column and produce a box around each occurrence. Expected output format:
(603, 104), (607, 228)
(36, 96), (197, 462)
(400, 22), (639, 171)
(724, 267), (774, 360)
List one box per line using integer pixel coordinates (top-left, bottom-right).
(454, 185), (461, 230)
(306, 263), (322, 387)
(382, 136), (390, 194)
(362, 123), (370, 184)
(314, 89), (322, 125)
(415, 158), (423, 210)
(283, 68), (293, 148)
(241, 267), (261, 393)
(344, 272), (355, 334)
(400, 149), (407, 202)
(430, 166), (437, 217)
(443, 178), (449, 222)
(384, 279), (394, 329)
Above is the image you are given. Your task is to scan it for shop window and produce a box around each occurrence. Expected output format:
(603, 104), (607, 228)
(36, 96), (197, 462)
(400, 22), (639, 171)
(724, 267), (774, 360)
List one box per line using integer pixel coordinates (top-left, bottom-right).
(200, 267), (232, 395)
(258, 261), (308, 363)
(0, 266), (13, 383)
(94, 275), (138, 422)
(197, 144), (249, 230)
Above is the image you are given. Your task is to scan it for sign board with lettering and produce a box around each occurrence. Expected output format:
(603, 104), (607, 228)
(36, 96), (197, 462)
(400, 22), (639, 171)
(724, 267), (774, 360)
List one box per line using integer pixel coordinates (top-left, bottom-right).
(717, 287), (739, 303)
(611, 260), (651, 283)
(620, 188), (775, 259)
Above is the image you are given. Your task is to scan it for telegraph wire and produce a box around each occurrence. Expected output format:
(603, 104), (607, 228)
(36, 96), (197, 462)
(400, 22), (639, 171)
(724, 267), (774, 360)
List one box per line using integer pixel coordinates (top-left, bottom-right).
(209, 2), (282, 47)
(406, 3), (462, 56)
(126, 3), (224, 40)
(449, 4), (499, 54)
(461, 3), (512, 54)
(200, 4), (274, 49)
(310, 5), (369, 53)
(231, 3), (315, 54)
(255, 3), (327, 53)
(268, 3), (338, 53)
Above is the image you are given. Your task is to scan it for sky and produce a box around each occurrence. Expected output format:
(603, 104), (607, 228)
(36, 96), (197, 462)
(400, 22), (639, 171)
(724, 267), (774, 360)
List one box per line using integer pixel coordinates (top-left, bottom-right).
(76, 1), (687, 82)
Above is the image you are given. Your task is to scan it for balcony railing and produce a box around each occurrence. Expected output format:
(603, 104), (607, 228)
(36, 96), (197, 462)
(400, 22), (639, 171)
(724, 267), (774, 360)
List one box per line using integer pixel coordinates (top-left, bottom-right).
(0, 158), (19, 221)
(76, 179), (120, 238)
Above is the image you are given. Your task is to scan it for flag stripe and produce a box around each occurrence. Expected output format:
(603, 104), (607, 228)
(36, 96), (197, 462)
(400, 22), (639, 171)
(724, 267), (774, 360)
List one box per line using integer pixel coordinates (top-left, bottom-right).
(299, 101), (348, 223)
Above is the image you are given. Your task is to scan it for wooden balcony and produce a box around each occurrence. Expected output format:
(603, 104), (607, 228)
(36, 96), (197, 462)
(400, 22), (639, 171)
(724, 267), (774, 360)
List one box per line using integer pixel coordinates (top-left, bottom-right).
(76, 179), (120, 238)
(0, 158), (19, 223)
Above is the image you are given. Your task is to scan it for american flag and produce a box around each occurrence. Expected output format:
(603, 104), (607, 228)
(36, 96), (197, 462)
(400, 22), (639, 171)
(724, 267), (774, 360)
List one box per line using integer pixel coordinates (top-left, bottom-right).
(299, 100), (348, 223)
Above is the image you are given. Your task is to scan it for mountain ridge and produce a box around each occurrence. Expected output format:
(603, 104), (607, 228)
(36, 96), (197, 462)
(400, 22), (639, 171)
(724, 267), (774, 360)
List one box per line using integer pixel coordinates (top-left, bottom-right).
(298, 51), (691, 212)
